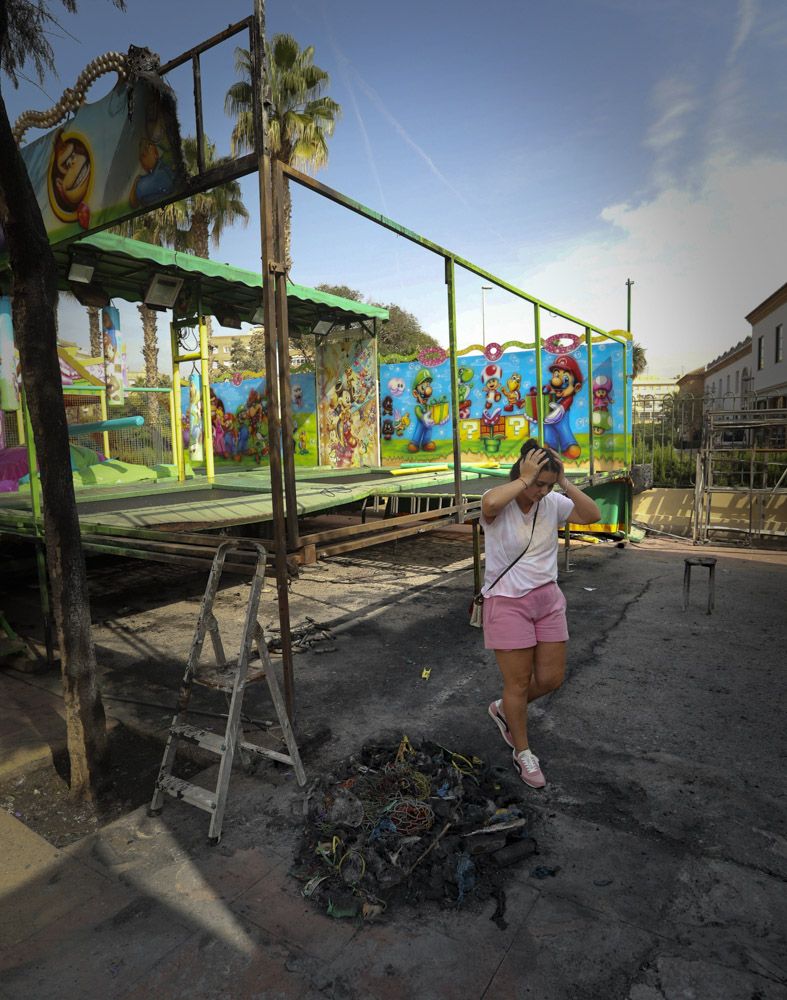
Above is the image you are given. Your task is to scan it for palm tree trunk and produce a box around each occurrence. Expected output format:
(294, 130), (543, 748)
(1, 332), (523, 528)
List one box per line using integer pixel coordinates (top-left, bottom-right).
(138, 303), (160, 426)
(283, 177), (293, 272)
(87, 306), (101, 357)
(0, 93), (107, 801)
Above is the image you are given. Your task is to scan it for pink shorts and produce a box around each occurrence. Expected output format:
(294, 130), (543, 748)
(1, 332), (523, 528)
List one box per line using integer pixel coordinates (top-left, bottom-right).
(482, 583), (569, 650)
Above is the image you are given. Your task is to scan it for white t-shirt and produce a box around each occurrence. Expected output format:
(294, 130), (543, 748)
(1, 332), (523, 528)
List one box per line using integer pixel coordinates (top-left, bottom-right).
(480, 490), (574, 598)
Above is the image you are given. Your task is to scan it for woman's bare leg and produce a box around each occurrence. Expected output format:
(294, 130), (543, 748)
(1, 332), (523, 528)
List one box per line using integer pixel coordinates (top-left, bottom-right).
(495, 647), (535, 752)
(528, 641), (566, 702)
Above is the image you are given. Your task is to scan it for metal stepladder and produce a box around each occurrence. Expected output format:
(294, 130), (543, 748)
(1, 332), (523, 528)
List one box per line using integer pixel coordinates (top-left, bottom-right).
(149, 540), (306, 842)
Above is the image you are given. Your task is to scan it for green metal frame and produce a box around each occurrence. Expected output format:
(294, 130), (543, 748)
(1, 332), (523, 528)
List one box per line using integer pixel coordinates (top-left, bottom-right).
(277, 162), (633, 506)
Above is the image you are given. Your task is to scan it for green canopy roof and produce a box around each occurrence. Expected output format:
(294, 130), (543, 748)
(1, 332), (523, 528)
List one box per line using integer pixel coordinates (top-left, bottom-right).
(2, 232), (388, 332)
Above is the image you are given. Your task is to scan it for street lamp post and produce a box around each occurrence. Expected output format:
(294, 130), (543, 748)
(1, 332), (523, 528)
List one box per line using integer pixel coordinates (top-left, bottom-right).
(481, 285), (492, 347)
(626, 278), (634, 332)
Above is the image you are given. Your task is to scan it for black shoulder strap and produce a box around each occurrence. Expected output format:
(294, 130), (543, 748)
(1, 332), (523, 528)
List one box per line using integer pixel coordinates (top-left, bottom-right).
(476, 501), (540, 601)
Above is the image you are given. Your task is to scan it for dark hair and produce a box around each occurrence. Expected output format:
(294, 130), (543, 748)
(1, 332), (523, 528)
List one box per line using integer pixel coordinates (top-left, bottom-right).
(509, 438), (561, 481)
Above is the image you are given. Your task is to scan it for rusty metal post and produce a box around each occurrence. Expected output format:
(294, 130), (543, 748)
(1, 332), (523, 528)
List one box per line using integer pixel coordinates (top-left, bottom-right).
(272, 159), (300, 551)
(252, 0), (296, 718)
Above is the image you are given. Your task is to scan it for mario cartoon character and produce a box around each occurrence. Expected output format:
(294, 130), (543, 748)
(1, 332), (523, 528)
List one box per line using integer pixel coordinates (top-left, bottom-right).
(457, 366), (474, 420)
(542, 354), (583, 459)
(408, 368), (438, 452)
(388, 376), (406, 397)
(381, 418), (395, 441)
(48, 129), (93, 225)
(292, 384), (304, 409)
(481, 363), (503, 414)
(382, 395), (394, 416)
(502, 372), (526, 412)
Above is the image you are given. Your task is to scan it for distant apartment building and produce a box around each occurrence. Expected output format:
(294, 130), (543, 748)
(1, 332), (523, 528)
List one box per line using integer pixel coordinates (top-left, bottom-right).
(746, 282), (787, 409)
(209, 327), (307, 371)
(632, 374), (679, 403)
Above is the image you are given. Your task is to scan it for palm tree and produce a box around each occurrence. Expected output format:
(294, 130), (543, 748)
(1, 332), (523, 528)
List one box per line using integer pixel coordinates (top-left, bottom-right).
(112, 210), (181, 388)
(177, 135), (249, 261)
(224, 34), (340, 269)
(632, 342), (647, 378)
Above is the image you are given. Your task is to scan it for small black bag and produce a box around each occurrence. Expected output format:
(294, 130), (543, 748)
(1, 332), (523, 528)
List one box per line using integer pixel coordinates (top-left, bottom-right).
(469, 502), (540, 628)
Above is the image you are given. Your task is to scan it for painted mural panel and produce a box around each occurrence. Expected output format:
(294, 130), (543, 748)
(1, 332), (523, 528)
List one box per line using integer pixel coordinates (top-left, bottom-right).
(379, 357), (455, 463)
(316, 336), (378, 468)
(0, 80), (185, 253)
(180, 372), (318, 468)
(380, 337), (631, 472)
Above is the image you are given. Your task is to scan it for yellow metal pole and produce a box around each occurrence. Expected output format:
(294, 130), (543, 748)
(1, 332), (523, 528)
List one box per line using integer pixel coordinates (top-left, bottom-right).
(16, 406), (24, 445)
(170, 320), (185, 482)
(198, 313), (215, 482)
(99, 388), (110, 459)
(167, 387), (178, 466)
(534, 304), (545, 447)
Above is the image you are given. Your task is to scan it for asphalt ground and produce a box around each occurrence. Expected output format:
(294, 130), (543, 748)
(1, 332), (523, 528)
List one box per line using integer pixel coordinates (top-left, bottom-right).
(1, 535), (785, 999)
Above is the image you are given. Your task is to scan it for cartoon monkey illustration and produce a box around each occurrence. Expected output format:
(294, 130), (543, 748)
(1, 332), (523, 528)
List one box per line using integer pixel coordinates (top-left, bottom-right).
(48, 130), (93, 223)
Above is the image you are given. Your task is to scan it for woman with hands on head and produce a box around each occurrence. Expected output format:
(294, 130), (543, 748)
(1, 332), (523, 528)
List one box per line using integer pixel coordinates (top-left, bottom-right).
(480, 438), (601, 788)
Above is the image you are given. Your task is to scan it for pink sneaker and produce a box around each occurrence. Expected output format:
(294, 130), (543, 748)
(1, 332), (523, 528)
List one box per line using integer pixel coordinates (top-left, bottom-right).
(488, 700), (514, 749)
(513, 748), (546, 788)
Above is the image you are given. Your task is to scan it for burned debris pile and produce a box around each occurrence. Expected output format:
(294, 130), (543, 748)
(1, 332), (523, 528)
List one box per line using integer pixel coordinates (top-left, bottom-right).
(292, 737), (538, 927)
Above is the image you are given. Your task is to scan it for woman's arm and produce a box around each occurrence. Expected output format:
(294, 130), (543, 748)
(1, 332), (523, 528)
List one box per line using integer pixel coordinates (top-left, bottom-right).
(560, 480), (602, 524)
(550, 450), (602, 524)
(481, 449), (551, 521)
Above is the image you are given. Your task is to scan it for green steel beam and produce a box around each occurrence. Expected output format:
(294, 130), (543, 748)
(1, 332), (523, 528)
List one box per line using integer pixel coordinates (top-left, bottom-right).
(445, 257), (465, 522)
(280, 162), (627, 346)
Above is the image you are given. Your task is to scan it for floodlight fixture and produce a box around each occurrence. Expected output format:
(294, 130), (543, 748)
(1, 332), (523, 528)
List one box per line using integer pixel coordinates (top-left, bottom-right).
(144, 273), (184, 310)
(67, 259), (95, 284)
(251, 304), (266, 324)
(215, 306), (243, 330)
(70, 281), (110, 308)
(313, 319), (334, 336)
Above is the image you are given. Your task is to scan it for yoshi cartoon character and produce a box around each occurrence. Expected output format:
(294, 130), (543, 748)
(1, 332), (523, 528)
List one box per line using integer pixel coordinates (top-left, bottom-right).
(457, 365), (474, 419)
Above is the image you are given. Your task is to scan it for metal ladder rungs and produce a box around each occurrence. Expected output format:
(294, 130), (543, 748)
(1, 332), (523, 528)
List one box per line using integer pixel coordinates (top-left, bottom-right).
(155, 774), (217, 813)
(170, 723), (227, 755)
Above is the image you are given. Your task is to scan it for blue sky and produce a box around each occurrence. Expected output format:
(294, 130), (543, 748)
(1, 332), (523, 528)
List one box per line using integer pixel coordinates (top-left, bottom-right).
(4, 0), (786, 376)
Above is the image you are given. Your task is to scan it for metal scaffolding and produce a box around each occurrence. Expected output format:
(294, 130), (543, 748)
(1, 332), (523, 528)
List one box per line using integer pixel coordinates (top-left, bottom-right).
(693, 406), (787, 543)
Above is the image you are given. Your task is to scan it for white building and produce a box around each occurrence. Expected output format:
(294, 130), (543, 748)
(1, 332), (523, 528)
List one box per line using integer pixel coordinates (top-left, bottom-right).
(746, 283), (787, 408)
(702, 337), (752, 411)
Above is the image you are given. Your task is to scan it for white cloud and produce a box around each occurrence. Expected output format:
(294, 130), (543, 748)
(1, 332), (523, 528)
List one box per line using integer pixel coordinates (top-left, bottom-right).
(729, 0), (758, 64)
(441, 155), (787, 377)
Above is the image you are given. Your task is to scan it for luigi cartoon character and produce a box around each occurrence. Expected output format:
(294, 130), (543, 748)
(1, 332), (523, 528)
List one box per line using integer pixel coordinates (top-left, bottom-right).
(408, 368), (437, 452)
(542, 354), (583, 459)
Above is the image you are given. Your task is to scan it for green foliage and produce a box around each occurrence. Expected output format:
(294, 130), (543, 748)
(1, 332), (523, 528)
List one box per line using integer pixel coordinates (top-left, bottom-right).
(1, 1), (125, 88)
(225, 36), (340, 165)
(632, 342), (647, 377)
(633, 441), (695, 487)
(315, 284), (439, 359)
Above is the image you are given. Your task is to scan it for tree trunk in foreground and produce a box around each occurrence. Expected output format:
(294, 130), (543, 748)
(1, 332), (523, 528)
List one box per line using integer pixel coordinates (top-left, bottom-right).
(0, 94), (107, 801)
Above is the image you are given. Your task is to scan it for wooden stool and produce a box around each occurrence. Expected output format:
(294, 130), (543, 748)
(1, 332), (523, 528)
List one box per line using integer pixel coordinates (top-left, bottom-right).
(682, 557), (717, 614)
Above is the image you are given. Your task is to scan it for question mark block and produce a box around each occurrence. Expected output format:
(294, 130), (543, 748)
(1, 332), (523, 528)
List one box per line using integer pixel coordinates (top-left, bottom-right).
(507, 416), (527, 439)
(460, 419), (479, 442)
